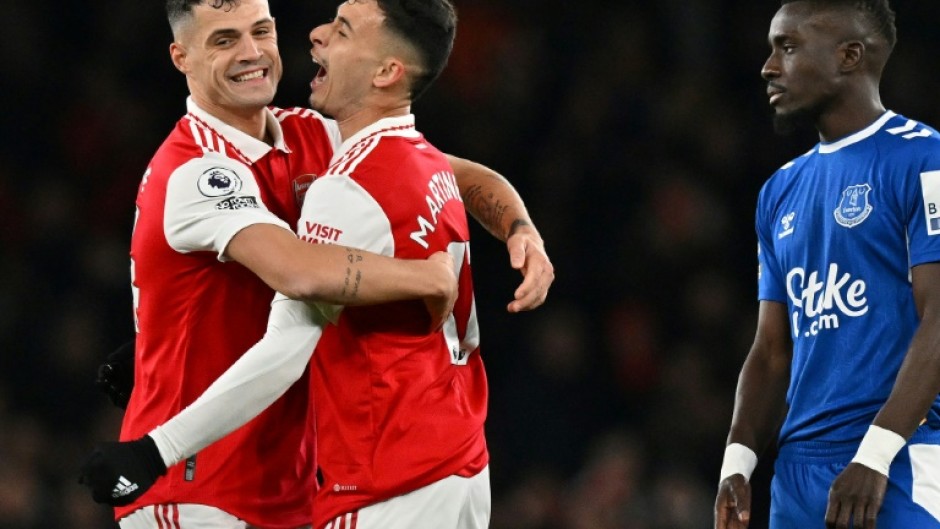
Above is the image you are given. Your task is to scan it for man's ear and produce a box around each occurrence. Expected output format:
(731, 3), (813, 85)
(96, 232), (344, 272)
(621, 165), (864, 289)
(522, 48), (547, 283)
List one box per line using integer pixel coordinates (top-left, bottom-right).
(839, 40), (864, 73)
(373, 57), (407, 89)
(170, 42), (188, 74)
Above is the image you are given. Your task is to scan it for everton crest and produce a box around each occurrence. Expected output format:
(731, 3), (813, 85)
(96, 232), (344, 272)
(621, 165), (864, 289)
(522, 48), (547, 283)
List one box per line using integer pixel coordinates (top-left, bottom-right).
(833, 184), (873, 228)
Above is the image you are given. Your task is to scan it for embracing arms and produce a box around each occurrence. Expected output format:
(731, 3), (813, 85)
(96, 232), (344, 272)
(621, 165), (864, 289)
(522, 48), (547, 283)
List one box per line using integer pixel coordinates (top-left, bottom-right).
(448, 155), (554, 313)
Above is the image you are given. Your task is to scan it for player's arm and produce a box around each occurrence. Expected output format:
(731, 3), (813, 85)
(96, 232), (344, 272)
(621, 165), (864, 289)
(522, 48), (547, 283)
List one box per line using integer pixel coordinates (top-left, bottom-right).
(165, 157), (456, 317)
(871, 262), (940, 437)
(825, 262), (940, 529)
(226, 224), (455, 320)
(80, 297), (325, 505)
(447, 154), (554, 312)
(715, 300), (792, 529)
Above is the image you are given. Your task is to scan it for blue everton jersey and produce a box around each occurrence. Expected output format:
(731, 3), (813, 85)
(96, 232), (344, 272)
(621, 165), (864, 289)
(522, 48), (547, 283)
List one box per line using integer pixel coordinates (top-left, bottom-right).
(757, 111), (940, 446)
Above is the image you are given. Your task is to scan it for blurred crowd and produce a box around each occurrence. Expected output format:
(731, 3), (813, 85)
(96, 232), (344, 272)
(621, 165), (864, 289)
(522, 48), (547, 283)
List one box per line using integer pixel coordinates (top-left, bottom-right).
(1, 1), (939, 528)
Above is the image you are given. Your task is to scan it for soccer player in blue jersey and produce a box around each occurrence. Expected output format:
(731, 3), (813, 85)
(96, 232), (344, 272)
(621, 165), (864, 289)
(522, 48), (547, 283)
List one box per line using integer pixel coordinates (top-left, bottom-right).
(714, 1), (940, 529)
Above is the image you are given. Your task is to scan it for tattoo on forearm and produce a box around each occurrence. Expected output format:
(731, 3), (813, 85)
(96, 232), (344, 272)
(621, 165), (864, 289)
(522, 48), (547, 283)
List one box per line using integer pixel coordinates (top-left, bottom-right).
(342, 249), (364, 299)
(464, 184), (511, 238)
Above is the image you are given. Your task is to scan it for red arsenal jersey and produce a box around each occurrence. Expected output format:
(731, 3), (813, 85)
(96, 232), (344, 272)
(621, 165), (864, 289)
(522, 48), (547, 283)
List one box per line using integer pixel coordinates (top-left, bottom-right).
(119, 98), (338, 528)
(299, 115), (489, 527)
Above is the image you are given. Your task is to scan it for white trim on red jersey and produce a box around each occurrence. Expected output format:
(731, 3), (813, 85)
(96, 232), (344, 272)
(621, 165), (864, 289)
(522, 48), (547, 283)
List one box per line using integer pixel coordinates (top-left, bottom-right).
(119, 97), (341, 527)
(305, 114), (488, 527)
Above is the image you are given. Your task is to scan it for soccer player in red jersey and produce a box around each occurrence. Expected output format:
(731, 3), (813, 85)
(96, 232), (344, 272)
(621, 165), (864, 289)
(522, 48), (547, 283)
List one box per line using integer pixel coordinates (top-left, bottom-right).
(301, 3), (492, 525)
(78, 0), (553, 528)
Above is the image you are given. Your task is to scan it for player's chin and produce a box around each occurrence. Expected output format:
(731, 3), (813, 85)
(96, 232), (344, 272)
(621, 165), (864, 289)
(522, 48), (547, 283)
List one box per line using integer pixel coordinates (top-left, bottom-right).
(236, 93), (276, 110)
(309, 96), (334, 119)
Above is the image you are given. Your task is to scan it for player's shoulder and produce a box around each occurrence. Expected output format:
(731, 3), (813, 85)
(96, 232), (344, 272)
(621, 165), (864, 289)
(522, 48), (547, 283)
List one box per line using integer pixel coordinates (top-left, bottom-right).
(358, 133), (444, 180)
(876, 113), (940, 163)
(765, 146), (816, 186)
(149, 115), (229, 169)
(152, 140), (252, 192)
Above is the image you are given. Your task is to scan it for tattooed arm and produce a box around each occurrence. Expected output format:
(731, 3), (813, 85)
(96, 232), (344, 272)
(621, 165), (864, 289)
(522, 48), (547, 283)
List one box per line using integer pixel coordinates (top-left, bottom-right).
(448, 155), (554, 312)
(226, 223), (456, 312)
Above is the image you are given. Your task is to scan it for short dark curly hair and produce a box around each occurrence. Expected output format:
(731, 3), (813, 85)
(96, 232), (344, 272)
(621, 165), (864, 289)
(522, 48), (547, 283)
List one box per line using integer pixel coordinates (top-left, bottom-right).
(781, 0), (896, 49)
(167, 0), (239, 36)
(375, 0), (457, 101)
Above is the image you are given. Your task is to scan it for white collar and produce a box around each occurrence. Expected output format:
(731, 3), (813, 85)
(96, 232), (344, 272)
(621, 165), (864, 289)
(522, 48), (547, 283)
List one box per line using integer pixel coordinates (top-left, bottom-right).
(818, 110), (896, 154)
(186, 97), (291, 163)
(336, 114), (419, 157)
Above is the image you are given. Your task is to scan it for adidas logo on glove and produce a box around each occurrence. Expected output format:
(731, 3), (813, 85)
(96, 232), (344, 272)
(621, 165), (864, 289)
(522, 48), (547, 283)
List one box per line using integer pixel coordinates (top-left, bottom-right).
(112, 476), (139, 498)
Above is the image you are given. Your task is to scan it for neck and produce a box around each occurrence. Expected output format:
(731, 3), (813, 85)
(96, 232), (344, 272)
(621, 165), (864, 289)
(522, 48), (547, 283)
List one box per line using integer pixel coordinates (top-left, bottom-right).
(336, 102), (411, 141)
(816, 86), (885, 143)
(192, 95), (270, 144)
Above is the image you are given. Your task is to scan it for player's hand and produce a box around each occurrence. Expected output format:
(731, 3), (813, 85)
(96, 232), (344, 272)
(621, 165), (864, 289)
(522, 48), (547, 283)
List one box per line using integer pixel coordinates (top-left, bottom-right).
(825, 462), (887, 529)
(715, 474), (752, 529)
(78, 436), (167, 506)
(505, 226), (554, 313)
(96, 340), (135, 409)
(423, 251), (458, 331)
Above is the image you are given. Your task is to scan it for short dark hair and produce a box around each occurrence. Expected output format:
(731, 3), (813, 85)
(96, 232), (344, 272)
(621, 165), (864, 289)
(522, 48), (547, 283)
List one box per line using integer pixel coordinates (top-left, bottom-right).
(376, 0), (457, 101)
(781, 0), (896, 49)
(166, 0), (239, 35)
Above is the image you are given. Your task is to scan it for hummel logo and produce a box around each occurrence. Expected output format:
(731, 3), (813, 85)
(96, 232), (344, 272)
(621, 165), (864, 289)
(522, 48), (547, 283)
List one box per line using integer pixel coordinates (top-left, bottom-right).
(778, 211), (796, 239)
(111, 476), (139, 498)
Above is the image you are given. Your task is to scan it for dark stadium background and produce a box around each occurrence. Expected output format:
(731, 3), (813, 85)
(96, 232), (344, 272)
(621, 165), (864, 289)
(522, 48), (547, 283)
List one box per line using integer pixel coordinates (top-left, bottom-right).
(1, 1), (938, 527)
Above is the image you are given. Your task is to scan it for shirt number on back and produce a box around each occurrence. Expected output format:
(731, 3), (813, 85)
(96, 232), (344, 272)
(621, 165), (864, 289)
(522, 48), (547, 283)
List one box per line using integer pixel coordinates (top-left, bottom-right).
(442, 241), (480, 365)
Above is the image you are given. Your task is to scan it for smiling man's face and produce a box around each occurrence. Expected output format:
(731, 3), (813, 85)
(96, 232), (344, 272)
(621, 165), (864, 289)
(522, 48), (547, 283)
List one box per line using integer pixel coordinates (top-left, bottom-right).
(172, 0), (282, 120)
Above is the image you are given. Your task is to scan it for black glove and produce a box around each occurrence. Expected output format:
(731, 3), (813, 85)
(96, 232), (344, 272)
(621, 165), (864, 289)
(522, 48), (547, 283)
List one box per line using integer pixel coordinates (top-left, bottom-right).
(78, 436), (168, 506)
(96, 340), (135, 409)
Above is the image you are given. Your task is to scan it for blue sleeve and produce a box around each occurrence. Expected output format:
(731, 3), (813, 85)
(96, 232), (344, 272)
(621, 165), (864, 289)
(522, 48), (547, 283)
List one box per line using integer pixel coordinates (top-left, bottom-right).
(756, 182), (787, 303)
(904, 140), (940, 267)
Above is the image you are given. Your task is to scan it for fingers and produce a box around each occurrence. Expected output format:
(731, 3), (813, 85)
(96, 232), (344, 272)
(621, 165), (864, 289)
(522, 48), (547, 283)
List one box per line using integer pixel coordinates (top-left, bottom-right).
(856, 501), (876, 529)
(731, 480), (752, 525)
(508, 236), (526, 270)
(505, 236), (554, 313)
(825, 494), (856, 529)
(715, 477), (751, 529)
(735, 485), (750, 526)
(508, 272), (545, 312)
(825, 498), (849, 529)
(825, 500), (877, 529)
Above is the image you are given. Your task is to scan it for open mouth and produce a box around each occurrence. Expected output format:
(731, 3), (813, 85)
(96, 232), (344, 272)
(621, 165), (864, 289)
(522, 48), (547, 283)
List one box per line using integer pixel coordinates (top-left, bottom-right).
(312, 57), (328, 86)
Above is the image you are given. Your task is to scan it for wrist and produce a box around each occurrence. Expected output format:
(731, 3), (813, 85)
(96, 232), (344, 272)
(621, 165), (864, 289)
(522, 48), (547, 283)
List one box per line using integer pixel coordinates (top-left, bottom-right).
(507, 219), (538, 240)
(719, 443), (758, 483)
(132, 435), (168, 478)
(851, 425), (906, 476)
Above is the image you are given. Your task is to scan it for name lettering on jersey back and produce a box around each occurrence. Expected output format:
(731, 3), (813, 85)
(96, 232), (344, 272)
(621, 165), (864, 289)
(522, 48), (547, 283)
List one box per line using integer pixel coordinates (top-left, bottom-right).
(410, 170), (462, 249)
(786, 263), (868, 338)
(301, 221), (343, 244)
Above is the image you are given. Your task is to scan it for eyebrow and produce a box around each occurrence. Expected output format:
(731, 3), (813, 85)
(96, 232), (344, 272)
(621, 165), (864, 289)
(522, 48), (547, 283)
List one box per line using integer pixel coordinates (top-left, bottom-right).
(336, 15), (354, 33)
(206, 17), (274, 41)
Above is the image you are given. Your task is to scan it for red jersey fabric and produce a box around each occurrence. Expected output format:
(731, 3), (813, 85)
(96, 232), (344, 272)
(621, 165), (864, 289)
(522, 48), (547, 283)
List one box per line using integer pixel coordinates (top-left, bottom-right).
(119, 99), (337, 528)
(297, 115), (489, 528)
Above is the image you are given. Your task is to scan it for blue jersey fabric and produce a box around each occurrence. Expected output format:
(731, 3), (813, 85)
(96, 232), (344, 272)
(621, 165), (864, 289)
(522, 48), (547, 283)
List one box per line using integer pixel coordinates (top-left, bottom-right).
(770, 425), (940, 528)
(756, 111), (940, 447)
